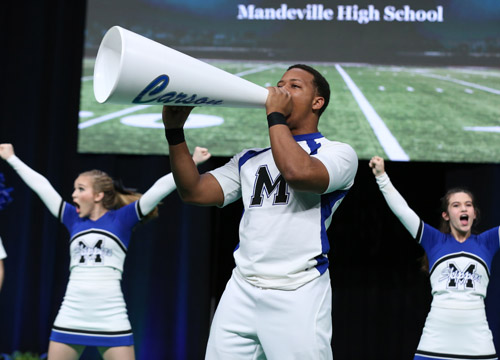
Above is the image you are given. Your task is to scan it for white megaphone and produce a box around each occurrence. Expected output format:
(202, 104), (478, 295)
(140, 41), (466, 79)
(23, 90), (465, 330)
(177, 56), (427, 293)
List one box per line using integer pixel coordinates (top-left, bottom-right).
(93, 26), (268, 108)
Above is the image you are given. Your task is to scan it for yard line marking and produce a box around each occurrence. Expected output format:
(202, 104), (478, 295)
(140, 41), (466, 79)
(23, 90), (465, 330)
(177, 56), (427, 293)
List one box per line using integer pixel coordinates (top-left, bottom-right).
(234, 63), (282, 77)
(453, 69), (500, 78)
(79, 63), (276, 129)
(463, 126), (500, 133)
(335, 64), (409, 161)
(79, 105), (151, 129)
(416, 72), (500, 95)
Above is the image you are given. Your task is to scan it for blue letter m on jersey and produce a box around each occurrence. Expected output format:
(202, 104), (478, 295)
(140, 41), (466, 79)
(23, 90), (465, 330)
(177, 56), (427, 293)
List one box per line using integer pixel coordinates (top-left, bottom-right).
(250, 166), (289, 206)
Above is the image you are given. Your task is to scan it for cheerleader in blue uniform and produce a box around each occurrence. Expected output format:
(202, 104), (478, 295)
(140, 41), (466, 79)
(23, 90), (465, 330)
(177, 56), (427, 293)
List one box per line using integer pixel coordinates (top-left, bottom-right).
(370, 156), (498, 360)
(0, 143), (210, 360)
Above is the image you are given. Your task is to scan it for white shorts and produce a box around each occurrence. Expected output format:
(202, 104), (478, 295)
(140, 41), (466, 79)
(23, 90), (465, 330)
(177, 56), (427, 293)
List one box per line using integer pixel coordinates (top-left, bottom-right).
(415, 306), (497, 360)
(50, 267), (133, 347)
(205, 268), (333, 360)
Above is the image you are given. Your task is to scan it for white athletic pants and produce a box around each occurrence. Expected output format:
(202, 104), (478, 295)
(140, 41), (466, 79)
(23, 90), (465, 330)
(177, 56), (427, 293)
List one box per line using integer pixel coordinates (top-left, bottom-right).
(205, 269), (333, 360)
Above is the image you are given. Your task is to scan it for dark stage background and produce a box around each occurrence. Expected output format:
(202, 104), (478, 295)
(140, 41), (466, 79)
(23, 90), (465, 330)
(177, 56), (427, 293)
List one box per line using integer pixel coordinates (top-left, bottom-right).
(0, 1), (499, 359)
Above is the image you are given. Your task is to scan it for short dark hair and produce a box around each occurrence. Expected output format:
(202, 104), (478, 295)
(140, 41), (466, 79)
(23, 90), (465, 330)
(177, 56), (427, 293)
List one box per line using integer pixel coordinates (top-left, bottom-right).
(287, 64), (330, 117)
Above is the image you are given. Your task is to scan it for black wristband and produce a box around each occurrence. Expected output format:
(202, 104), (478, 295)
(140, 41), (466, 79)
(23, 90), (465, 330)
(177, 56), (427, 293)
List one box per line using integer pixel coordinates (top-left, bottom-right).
(267, 112), (287, 128)
(165, 128), (185, 145)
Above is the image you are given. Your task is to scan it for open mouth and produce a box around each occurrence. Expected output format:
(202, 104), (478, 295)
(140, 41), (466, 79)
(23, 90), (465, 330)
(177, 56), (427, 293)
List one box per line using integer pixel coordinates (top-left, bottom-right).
(74, 202), (80, 214)
(460, 214), (469, 225)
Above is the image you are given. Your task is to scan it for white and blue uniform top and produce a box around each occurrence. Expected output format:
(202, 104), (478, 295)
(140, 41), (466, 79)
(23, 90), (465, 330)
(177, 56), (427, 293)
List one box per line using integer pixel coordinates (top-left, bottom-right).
(209, 132), (358, 290)
(61, 201), (141, 275)
(375, 172), (500, 308)
(419, 224), (499, 309)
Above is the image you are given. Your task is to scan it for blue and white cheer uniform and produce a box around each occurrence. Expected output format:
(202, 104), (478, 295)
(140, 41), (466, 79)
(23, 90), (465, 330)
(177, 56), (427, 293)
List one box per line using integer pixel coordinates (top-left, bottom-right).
(376, 172), (499, 360)
(6, 155), (176, 347)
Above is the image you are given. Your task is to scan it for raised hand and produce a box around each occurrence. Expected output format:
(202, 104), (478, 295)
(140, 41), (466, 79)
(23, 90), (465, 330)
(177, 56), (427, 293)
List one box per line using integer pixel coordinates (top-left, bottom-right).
(0, 144), (15, 161)
(162, 106), (194, 129)
(369, 156), (386, 177)
(192, 146), (211, 165)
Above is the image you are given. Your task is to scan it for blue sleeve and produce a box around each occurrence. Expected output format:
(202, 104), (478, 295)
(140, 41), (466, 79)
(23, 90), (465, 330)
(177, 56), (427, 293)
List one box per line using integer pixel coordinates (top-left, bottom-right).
(481, 226), (500, 254)
(116, 201), (142, 230)
(419, 223), (444, 258)
(61, 202), (79, 231)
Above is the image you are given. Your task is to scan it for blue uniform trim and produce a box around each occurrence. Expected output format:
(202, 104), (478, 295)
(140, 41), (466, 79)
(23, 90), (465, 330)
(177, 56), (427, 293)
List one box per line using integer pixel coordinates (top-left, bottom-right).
(415, 349), (497, 359)
(57, 200), (65, 222)
(239, 133), (324, 169)
(292, 132), (322, 142)
(429, 252), (490, 278)
(293, 132), (323, 155)
(136, 200), (145, 219)
(314, 254), (329, 274)
(307, 140), (321, 155)
(50, 327), (134, 347)
(238, 148), (270, 170)
(238, 133), (324, 170)
(317, 190), (349, 273)
(416, 220), (424, 242)
(298, 131), (337, 272)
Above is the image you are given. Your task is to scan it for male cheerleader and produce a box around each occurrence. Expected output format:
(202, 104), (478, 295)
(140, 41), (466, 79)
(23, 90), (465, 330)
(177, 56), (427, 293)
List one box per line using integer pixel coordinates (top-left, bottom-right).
(162, 64), (358, 360)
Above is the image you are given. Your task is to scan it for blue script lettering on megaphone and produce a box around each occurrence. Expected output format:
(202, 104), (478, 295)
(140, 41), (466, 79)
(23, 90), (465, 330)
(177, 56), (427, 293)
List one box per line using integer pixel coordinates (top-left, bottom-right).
(132, 75), (224, 105)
